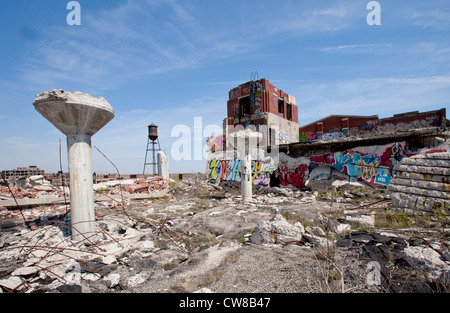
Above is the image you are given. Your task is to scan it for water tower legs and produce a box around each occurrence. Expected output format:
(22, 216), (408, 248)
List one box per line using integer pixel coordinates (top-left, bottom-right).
(67, 134), (95, 241)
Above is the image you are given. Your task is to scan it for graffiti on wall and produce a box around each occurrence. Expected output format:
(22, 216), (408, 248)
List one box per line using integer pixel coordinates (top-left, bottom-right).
(279, 164), (308, 189)
(277, 130), (291, 144)
(309, 143), (412, 186)
(300, 115), (442, 143)
(209, 159), (274, 185)
(206, 135), (224, 152)
(230, 89), (239, 100)
(299, 132), (318, 142)
(323, 131), (346, 140)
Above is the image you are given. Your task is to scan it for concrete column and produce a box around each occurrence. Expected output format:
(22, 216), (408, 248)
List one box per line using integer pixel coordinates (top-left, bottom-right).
(157, 151), (170, 180)
(67, 134), (95, 241)
(241, 152), (252, 201)
(33, 90), (114, 242)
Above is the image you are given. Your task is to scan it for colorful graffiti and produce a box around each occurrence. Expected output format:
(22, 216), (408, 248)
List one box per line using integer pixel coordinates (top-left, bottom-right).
(206, 135), (224, 152)
(279, 164), (308, 189)
(299, 132), (318, 142)
(309, 143), (412, 186)
(209, 159), (274, 185)
(300, 115), (443, 143)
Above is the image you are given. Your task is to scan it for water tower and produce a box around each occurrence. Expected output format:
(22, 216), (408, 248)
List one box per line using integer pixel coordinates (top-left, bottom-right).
(143, 123), (161, 175)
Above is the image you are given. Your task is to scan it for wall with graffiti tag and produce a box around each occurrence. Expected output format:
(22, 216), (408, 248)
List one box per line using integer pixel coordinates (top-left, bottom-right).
(298, 109), (445, 143)
(275, 153), (311, 189)
(208, 159), (275, 186)
(309, 143), (413, 186)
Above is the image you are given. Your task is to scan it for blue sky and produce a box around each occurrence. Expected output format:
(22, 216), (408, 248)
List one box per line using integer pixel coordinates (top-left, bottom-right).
(0, 0), (449, 174)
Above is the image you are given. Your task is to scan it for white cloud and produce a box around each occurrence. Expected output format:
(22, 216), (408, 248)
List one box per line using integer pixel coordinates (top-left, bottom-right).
(405, 9), (450, 29)
(319, 43), (394, 55)
(17, 0), (363, 92)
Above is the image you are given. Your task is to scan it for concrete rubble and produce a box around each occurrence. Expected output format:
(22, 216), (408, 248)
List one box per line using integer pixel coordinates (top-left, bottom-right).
(0, 176), (169, 221)
(0, 174), (449, 293)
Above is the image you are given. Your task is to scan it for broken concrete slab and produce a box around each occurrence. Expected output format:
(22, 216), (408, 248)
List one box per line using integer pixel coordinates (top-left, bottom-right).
(343, 210), (375, 228)
(0, 196), (67, 208)
(0, 276), (24, 291)
(250, 214), (304, 244)
(401, 246), (450, 284)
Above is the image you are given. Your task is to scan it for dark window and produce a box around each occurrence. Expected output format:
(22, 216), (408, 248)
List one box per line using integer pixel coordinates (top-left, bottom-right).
(240, 96), (251, 116)
(286, 103), (292, 121)
(278, 99), (284, 116)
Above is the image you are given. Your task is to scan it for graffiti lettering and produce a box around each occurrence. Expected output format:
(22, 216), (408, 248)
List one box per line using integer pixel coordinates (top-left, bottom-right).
(209, 159), (274, 185)
(280, 164), (308, 189)
(301, 116), (440, 142)
(310, 143), (412, 186)
(323, 131), (346, 140)
(299, 132), (318, 142)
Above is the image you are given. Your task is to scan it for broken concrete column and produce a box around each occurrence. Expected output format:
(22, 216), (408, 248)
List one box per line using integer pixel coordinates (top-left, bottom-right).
(229, 129), (262, 201)
(33, 90), (114, 241)
(157, 151), (169, 180)
(241, 152), (252, 201)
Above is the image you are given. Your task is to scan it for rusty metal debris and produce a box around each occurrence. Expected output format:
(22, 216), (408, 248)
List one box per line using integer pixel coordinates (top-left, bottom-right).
(155, 217), (200, 255)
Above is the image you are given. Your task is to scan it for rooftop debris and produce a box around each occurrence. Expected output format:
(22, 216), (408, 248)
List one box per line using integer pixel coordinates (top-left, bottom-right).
(1, 173), (448, 293)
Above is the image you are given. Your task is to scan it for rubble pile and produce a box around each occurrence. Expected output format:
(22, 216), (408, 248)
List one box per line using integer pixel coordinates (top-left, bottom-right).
(93, 176), (169, 195)
(0, 213), (194, 293)
(0, 176), (63, 199)
(0, 176), (449, 293)
(0, 176), (170, 220)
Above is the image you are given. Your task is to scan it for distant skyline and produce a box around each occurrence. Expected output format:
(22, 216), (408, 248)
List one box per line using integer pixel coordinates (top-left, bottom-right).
(0, 0), (449, 174)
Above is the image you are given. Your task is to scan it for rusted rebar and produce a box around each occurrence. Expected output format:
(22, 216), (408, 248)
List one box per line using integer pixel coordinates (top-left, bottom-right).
(0, 171), (29, 228)
(94, 145), (134, 222)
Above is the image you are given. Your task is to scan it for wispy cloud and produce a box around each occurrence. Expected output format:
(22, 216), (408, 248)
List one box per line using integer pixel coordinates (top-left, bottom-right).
(319, 43), (394, 55)
(17, 0), (361, 92)
(404, 9), (450, 29)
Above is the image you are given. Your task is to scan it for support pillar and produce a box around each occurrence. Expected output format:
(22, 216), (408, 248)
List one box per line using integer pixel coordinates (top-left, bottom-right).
(33, 90), (115, 242)
(67, 134), (95, 241)
(241, 152), (252, 201)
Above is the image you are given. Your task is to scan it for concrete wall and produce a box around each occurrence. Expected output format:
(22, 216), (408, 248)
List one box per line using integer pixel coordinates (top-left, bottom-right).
(206, 129), (450, 203)
(388, 152), (450, 211)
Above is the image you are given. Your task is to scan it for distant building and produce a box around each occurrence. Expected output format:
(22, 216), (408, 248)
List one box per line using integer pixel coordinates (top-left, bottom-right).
(1, 166), (45, 179)
(223, 78), (300, 147)
(299, 108), (447, 142)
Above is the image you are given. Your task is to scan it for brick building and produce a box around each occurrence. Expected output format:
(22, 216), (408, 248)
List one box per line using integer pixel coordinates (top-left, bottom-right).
(223, 78), (300, 146)
(1, 166), (45, 179)
(299, 108), (447, 142)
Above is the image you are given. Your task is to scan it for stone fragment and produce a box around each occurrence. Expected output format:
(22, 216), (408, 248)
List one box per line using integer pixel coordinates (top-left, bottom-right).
(344, 210), (375, 228)
(104, 273), (121, 288)
(0, 276), (24, 291)
(250, 214), (304, 244)
(11, 266), (40, 277)
(401, 246), (450, 284)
